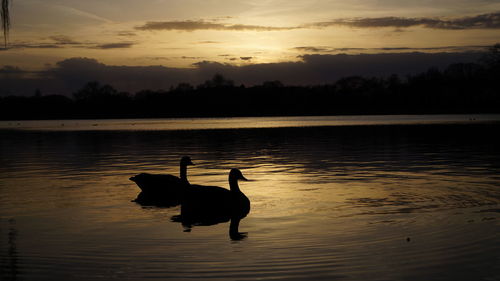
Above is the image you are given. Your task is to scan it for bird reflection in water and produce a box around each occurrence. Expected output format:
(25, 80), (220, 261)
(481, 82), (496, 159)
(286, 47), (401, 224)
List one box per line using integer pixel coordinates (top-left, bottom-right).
(171, 214), (248, 241)
(133, 167), (251, 241)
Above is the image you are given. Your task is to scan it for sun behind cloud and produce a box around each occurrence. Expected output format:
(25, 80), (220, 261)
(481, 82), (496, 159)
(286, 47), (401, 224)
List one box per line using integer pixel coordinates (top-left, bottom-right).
(1, 0), (500, 69)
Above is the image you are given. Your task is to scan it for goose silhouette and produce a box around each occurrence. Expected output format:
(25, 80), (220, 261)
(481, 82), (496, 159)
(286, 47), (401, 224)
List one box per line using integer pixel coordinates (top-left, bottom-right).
(180, 168), (251, 223)
(130, 156), (194, 205)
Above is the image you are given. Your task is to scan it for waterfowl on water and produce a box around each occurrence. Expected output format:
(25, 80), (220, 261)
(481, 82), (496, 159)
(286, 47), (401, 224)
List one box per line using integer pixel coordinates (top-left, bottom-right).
(130, 156), (194, 196)
(181, 168), (250, 221)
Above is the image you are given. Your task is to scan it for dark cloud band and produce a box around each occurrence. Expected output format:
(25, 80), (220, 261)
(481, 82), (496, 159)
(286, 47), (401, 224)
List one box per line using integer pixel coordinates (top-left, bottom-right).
(135, 20), (297, 31)
(135, 12), (500, 33)
(1, 38), (135, 50)
(307, 12), (500, 30)
(0, 52), (484, 96)
(93, 42), (134, 49)
(293, 45), (489, 53)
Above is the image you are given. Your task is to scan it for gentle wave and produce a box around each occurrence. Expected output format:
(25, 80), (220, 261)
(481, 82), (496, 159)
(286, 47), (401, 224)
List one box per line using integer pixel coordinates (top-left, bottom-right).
(1, 122), (500, 280)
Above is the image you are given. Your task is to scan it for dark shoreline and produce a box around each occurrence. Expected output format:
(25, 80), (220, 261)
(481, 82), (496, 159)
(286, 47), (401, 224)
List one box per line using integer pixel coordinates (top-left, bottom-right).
(1, 112), (500, 122)
(2, 55), (500, 120)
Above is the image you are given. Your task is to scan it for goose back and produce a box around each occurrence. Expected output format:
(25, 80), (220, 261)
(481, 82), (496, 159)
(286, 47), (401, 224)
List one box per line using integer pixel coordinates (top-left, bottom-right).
(130, 156), (194, 206)
(180, 169), (250, 220)
(130, 173), (183, 194)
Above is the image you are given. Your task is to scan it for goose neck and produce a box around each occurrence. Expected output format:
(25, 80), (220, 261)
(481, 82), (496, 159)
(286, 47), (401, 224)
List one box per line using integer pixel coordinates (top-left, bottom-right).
(180, 164), (188, 183)
(229, 177), (241, 193)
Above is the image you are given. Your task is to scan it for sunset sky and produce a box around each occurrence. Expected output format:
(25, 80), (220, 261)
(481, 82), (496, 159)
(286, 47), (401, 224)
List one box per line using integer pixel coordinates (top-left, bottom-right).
(1, 0), (500, 94)
(2, 0), (500, 69)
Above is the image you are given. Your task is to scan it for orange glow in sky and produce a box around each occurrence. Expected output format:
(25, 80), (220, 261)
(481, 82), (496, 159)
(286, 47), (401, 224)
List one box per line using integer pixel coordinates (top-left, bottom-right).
(1, 0), (500, 70)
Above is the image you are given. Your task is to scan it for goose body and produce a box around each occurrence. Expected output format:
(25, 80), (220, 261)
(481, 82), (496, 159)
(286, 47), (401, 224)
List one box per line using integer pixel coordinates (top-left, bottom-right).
(130, 173), (183, 193)
(130, 156), (194, 205)
(181, 168), (250, 222)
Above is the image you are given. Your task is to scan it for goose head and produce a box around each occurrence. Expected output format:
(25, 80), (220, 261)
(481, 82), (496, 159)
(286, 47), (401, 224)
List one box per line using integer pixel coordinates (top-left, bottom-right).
(229, 168), (248, 182)
(180, 156), (195, 167)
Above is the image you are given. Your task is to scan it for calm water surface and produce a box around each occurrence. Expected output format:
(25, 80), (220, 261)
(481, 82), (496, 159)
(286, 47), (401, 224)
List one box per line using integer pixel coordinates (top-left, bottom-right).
(1, 115), (499, 281)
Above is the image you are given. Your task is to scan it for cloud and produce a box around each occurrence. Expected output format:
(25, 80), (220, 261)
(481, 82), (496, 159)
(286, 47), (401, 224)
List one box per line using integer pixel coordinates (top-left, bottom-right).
(14, 1), (112, 28)
(0, 65), (23, 74)
(197, 41), (220, 44)
(117, 31), (137, 37)
(50, 4), (112, 24)
(49, 35), (80, 45)
(307, 12), (500, 30)
(93, 42), (135, 49)
(240, 57), (253, 61)
(181, 56), (203, 59)
(2, 36), (135, 50)
(135, 20), (297, 31)
(132, 12), (500, 34)
(0, 52), (484, 96)
(293, 45), (489, 53)
(0, 43), (63, 51)
(141, 56), (170, 61)
(293, 46), (337, 52)
(4, 36), (88, 50)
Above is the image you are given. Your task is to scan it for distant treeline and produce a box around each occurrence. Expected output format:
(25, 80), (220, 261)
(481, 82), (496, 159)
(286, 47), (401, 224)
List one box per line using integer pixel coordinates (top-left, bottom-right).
(1, 45), (500, 120)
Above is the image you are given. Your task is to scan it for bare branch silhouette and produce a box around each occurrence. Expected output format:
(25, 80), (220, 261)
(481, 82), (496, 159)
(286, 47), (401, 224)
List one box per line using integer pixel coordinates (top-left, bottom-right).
(1, 0), (10, 47)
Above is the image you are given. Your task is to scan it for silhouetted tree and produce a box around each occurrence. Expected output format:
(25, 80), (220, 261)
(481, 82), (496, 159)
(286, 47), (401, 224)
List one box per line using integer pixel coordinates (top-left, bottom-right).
(174, 82), (194, 92)
(261, 80), (284, 88)
(1, 0), (10, 47)
(444, 63), (483, 80)
(73, 81), (120, 101)
(335, 76), (367, 93)
(198, 74), (234, 89)
(72, 81), (132, 117)
(0, 94), (74, 119)
(480, 43), (500, 69)
(3, 44), (500, 119)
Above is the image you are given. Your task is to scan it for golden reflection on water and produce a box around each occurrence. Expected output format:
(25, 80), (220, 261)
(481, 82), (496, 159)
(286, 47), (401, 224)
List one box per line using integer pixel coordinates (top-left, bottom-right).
(1, 114), (500, 131)
(1, 121), (500, 280)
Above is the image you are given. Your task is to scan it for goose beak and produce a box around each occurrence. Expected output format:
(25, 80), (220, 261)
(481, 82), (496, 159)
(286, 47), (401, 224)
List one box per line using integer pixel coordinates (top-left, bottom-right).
(240, 175), (249, 181)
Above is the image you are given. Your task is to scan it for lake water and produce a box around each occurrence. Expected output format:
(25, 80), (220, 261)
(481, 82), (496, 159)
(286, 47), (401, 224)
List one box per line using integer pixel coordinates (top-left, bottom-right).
(1, 115), (499, 281)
